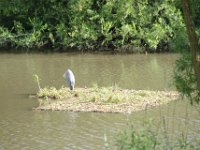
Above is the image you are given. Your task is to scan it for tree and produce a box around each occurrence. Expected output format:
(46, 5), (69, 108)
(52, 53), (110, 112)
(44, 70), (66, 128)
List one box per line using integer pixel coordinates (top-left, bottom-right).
(173, 0), (200, 103)
(182, 0), (200, 96)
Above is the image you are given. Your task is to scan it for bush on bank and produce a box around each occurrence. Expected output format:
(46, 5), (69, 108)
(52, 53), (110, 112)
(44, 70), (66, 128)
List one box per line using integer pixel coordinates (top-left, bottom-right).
(0, 0), (188, 52)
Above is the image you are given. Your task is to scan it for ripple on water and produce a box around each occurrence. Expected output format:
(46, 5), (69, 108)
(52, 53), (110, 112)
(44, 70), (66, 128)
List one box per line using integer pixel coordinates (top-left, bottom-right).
(0, 107), (200, 149)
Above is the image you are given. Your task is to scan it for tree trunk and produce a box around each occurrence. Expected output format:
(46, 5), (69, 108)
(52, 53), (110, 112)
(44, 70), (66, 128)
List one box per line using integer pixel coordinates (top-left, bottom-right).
(182, 0), (200, 92)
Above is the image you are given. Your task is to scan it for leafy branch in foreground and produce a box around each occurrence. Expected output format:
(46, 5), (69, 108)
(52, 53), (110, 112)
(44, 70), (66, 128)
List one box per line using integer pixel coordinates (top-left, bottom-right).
(116, 120), (200, 150)
(117, 125), (157, 150)
(173, 53), (200, 104)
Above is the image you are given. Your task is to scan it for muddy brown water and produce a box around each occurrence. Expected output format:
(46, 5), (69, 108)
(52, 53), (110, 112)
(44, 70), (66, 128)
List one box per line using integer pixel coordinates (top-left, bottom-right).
(0, 53), (199, 149)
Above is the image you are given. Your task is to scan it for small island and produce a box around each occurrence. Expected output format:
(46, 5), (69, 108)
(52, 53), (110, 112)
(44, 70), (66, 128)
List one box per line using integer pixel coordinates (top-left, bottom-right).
(33, 86), (179, 113)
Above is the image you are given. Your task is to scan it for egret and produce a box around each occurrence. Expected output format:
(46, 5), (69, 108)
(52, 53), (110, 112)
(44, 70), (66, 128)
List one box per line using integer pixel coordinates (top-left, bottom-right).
(63, 69), (75, 91)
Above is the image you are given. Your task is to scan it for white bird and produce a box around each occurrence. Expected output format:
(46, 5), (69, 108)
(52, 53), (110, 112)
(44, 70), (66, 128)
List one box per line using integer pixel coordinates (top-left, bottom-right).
(63, 69), (75, 90)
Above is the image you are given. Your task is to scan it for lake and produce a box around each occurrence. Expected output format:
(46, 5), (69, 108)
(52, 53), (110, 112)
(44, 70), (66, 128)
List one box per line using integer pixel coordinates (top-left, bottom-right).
(0, 53), (199, 149)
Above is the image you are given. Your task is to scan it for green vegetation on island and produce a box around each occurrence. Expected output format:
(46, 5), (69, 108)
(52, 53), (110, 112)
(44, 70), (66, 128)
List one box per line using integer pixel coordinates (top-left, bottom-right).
(33, 86), (179, 113)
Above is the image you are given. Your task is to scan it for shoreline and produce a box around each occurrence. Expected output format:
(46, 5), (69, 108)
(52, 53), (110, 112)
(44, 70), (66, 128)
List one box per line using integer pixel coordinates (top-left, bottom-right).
(0, 45), (172, 54)
(33, 87), (180, 113)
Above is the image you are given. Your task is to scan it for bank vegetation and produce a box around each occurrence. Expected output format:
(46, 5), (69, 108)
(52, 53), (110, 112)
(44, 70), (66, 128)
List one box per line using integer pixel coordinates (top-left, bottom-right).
(0, 0), (195, 53)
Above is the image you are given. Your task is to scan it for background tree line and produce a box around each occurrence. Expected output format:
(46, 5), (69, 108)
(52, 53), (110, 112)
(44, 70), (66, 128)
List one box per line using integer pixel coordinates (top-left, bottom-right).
(0, 0), (196, 52)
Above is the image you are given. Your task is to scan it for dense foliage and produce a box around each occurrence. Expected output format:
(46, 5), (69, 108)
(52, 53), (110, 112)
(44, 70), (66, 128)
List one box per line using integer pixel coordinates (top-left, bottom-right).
(0, 0), (186, 52)
(173, 53), (199, 104)
(173, 0), (200, 104)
